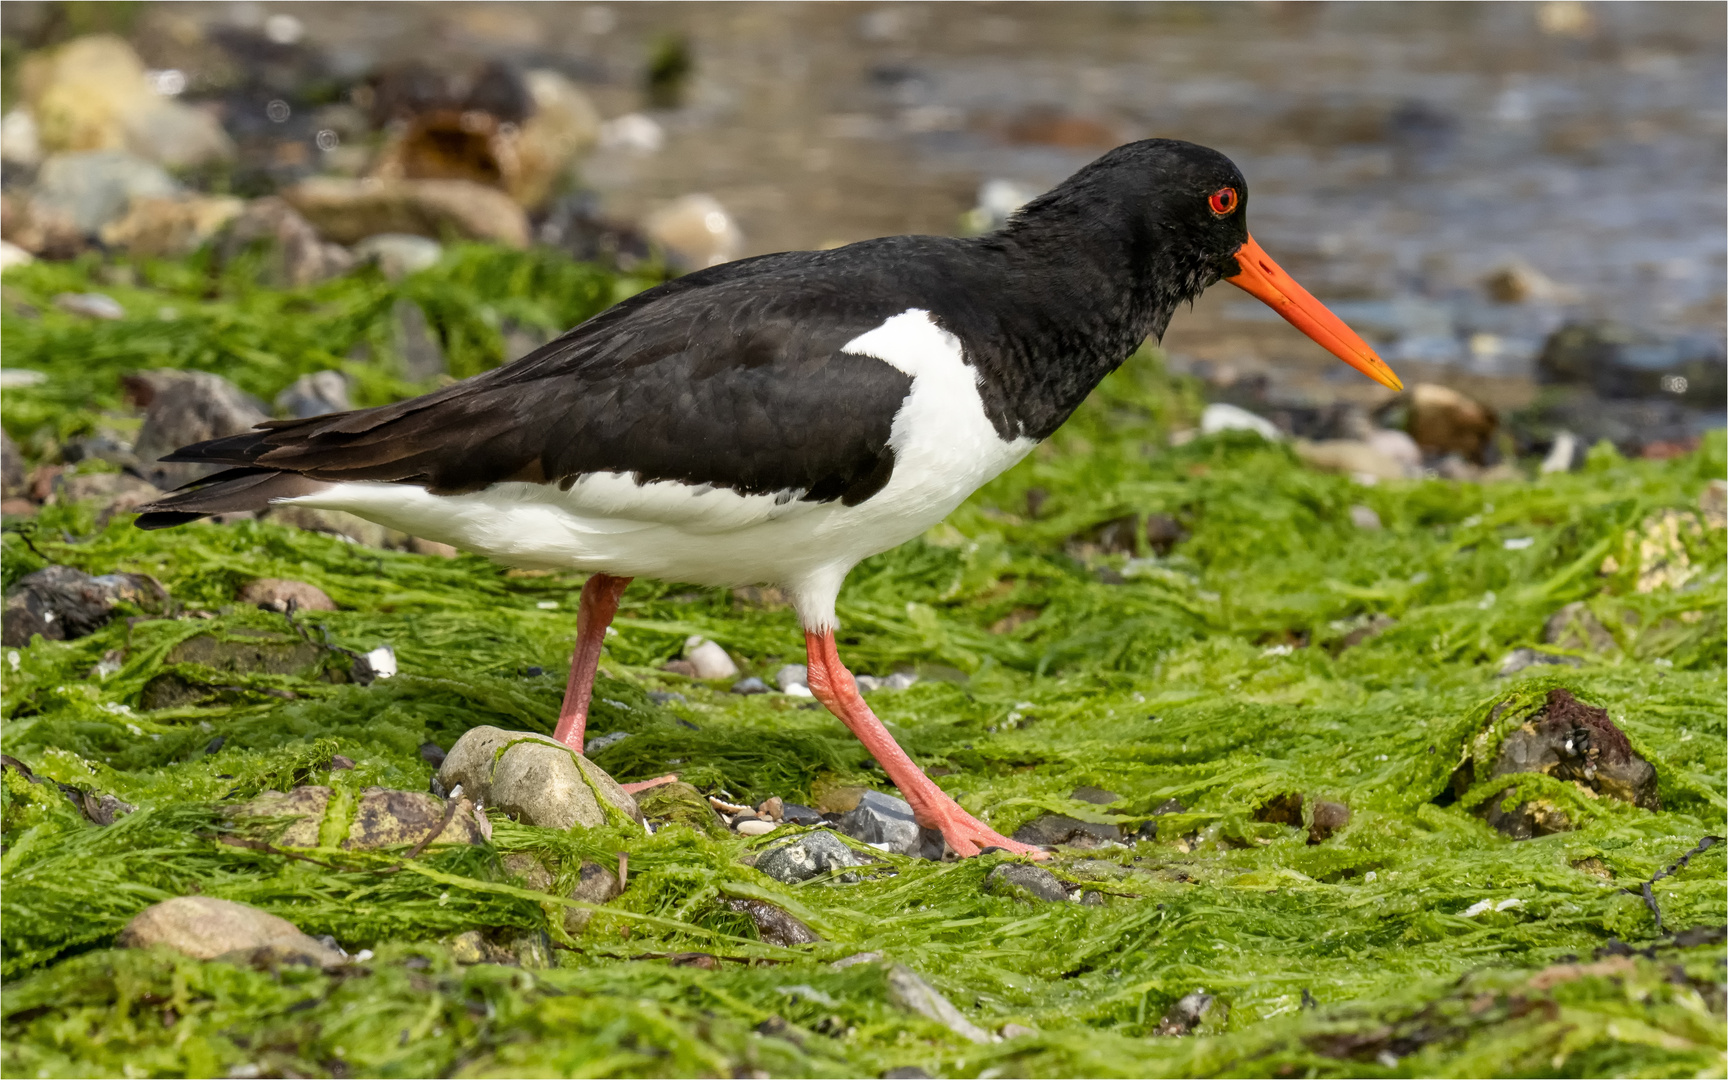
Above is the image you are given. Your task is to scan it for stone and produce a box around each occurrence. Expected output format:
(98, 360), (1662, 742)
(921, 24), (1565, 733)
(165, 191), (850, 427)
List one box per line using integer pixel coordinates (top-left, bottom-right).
(731, 676), (769, 695)
(273, 371), (351, 419)
(126, 370), (269, 490)
(1306, 800), (1350, 844)
(886, 965), (993, 1044)
(237, 578), (338, 613)
(986, 863), (1070, 903)
(284, 177), (531, 248)
(511, 70), (602, 210)
(1496, 648), (1584, 678)
(1154, 991), (1225, 1036)
(234, 786), (331, 847)
(735, 818), (777, 836)
(755, 830), (871, 884)
(122, 100), (235, 171)
(682, 636), (739, 680)
(562, 860), (625, 934)
(447, 928), (551, 968)
(140, 628), (337, 708)
(2, 107), (40, 167)
(1537, 321), (1724, 405)
(1482, 260), (1577, 304)
(1402, 383), (1497, 462)
(781, 803), (824, 826)
(30, 150), (177, 235)
(1010, 813), (1120, 849)
(1543, 601), (1619, 654)
(1461, 688), (1660, 839)
(98, 194), (245, 258)
(344, 787), (488, 849)
(635, 780), (730, 836)
(0, 240), (33, 269)
(52, 292), (124, 319)
(1294, 439), (1410, 482)
(117, 896), (345, 968)
(725, 898), (820, 946)
(1349, 505), (1383, 530)
(352, 233), (443, 280)
(1144, 513), (1188, 555)
(437, 725), (642, 829)
(390, 298), (448, 381)
(834, 789), (943, 859)
(1366, 428), (1423, 472)
(1200, 402), (1281, 440)
(217, 197), (355, 287)
(2, 565), (168, 647)
(643, 194), (743, 271)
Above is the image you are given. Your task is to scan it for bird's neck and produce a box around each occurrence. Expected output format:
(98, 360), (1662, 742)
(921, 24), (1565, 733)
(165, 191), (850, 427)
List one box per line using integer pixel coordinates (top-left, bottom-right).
(964, 206), (1214, 442)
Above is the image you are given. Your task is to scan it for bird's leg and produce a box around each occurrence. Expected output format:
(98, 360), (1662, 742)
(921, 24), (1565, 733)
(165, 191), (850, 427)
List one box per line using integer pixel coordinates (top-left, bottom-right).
(804, 629), (1046, 859)
(551, 573), (632, 753)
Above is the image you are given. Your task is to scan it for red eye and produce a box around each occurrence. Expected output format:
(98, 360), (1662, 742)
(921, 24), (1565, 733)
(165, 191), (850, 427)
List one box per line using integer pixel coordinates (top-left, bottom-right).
(1208, 187), (1239, 216)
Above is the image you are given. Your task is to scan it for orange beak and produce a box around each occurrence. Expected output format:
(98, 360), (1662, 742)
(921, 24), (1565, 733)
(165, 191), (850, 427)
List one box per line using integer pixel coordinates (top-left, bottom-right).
(1225, 234), (1403, 391)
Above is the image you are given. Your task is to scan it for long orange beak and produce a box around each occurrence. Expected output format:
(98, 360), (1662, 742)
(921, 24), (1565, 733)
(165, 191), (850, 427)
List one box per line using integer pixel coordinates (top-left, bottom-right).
(1225, 234), (1403, 391)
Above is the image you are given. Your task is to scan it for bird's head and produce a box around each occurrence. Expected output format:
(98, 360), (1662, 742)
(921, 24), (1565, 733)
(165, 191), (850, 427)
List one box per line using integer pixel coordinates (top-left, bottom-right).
(1019, 139), (1403, 391)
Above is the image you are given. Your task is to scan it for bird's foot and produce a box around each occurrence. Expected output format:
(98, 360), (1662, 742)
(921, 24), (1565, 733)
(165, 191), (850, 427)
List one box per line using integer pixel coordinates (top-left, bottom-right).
(917, 801), (1048, 860)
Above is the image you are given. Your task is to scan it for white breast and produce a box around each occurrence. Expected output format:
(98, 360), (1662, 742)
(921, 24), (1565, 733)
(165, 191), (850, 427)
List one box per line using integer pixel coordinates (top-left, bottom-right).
(279, 308), (1034, 629)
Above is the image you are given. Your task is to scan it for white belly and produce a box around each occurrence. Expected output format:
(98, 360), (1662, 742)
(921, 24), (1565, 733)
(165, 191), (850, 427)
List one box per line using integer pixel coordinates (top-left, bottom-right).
(281, 309), (1034, 628)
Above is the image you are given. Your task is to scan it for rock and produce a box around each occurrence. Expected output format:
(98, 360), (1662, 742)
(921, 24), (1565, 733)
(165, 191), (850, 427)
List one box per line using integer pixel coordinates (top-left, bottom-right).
(724, 898), (820, 946)
(345, 787), (488, 849)
(237, 578), (338, 613)
(1200, 402), (1281, 440)
(1349, 505), (1383, 530)
(643, 194), (743, 271)
(127, 370), (269, 490)
(1, 431), (24, 496)
(781, 803), (823, 826)
(122, 100), (235, 171)
(584, 731), (630, 755)
(419, 741), (448, 767)
(1294, 439), (1410, 482)
(1144, 513), (1188, 554)
(2, 565), (168, 647)
(1306, 800), (1350, 844)
(731, 676), (769, 695)
(388, 298), (447, 381)
(1482, 260), (1577, 304)
(985, 863), (1069, 903)
(1011, 814), (1120, 849)
(139, 628), (337, 708)
(273, 371), (351, 419)
(52, 291), (124, 319)
(43, 470), (160, 525)
(1496, 647), (1585, 678)
(2, 107), (41, 167)
(437, 725), (642, 830)
(284, 177), (530, 248)
(835, 789), (943, 859)
(511, 70), (602, 210)
(1154, 991), (1225, 1036)
(513, 855), (627, 935)
(1366, 428), (1423, 472)
(886, 966), (993, 1044)
(30, 151), (177, 235)
(755, 830), (871, 884)
(98, 194), (245, 258)
(1402, 384), (1497, 462)
(0, 240), (33, 269)
(682, 636), (739, 680)
(774, 663), (810, 693)
(217, 197), (355, 287)
(1461, 688), (1660, 839)
(660, 659), (699, 678)
(352, 233), (443, 280)
(735, 817), (777, 836)
(635, 780), (730, 836)
(118, 896), (345, 968)
(1537, 322), (1725, 405)
(448, 928), (552, 968)
(959, 178), (1040, 235)
(233, 786), (330, 846)
(1543, 602), (1618, 654)
(1254, 792), (1304, 826)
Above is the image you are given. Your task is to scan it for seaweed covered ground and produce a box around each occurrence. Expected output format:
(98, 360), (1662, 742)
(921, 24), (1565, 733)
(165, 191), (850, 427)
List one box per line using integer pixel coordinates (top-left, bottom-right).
(1, 248), (1724, 1078)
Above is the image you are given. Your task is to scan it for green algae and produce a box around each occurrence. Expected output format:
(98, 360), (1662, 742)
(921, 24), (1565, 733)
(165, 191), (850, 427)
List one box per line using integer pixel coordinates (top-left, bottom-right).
(1, 247), (1722, 1077)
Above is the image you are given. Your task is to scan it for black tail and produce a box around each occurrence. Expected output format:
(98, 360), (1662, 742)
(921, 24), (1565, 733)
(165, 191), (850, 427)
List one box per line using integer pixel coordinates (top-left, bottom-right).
(133, 468), (330, 529)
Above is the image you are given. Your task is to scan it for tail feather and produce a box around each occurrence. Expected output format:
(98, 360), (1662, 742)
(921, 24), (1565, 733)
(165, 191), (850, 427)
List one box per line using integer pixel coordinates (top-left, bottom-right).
(133, 469), (331, 529)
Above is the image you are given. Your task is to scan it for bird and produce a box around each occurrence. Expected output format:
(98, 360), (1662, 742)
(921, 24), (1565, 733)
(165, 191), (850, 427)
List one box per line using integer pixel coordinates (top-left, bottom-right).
(136, 139), (1401, 858)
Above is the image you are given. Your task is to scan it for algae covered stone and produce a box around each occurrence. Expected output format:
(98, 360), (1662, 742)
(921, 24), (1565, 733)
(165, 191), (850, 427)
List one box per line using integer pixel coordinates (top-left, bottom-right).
(234, 785), (487, 849)
(437, 725), (641, 830)
(635, 780), (729, 836)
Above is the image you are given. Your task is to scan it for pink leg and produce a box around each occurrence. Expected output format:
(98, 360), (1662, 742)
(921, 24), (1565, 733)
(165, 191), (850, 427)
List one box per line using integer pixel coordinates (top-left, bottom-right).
(804, 630), (1047, 859)
(552, 573), (632, 753)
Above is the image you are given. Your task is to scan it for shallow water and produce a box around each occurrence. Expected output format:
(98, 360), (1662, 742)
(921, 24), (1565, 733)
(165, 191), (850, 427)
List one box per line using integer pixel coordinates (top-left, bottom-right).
(168, 1), (1728, 390)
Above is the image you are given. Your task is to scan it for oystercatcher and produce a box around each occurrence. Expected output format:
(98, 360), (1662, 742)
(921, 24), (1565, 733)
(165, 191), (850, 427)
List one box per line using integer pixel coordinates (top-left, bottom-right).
(137, 139), (1400, 857)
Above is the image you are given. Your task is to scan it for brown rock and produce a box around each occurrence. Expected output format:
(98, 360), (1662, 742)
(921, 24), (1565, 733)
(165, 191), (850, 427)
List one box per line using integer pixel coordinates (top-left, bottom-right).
(117, 896), (345, 967)
(216, 197), (354, 287)
(1253, 792), (1303, 827)
(1543, 602), (1618, 654)
(126, 371), (268, 490)
(725, 898), (820, 946)
(344, 787), (487, 849)
(99, 195), (243, 257)
(284, 177), (530, 248)
(235, 786), (333, 847)
(1306, 800), (1351, 844)
(1403, 383), (1497, 463)
(237, 578), (338, 613)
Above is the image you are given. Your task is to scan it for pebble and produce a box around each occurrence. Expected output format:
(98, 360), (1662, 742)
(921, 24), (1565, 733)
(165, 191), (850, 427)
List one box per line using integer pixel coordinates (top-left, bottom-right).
(755, 830), (870, 884)
(735, 818), (778, 836)
(1201, 402), (1281, 440)
(1307, 800), (1351, 844)
(781, 803), (824, 826)
(52, 292), (124, 320)
(1011, 813), (1120, 849)
(886, 965), (993, 1044)
(683, 636), (739, 680)
(117, 896), (345, 968)
(986, 863), (1071, 903)
(1403, 383), (1497, 461)
(1154, 991), (1223, 1036)
(643, 193), (743, 270)
(730, 676), (769, 695)
(273, 371), (351, 419)
(215, 197), (354, 288)
(725, 898), (819, 946)
(774, 663), (810, 692)
(1349, 505), (1383, 531)
(834, 789), (942, 859)
(583, 731), (630, 754)
(1476, 688), (1658, 839)
(237, 578), (338, 613)
(32, 150), (176, 234)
